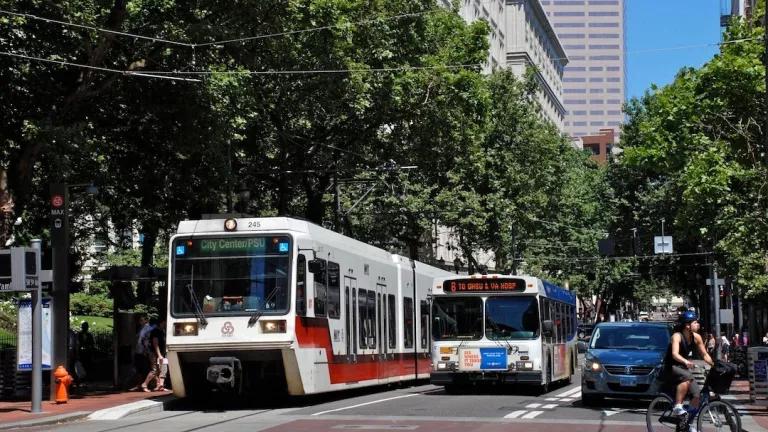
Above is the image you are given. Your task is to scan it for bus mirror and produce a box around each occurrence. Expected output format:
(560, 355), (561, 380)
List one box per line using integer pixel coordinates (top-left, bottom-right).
(308, 259), (325, 274)
(542, 320), (554, 337)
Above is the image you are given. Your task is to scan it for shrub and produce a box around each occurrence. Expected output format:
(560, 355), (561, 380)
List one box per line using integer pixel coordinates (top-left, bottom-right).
(70, 292), (113, 317)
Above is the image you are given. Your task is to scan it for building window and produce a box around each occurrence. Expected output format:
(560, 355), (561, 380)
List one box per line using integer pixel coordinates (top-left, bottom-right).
(607, 110), (622, 115)
(590, 44), (620, 49)
(589, 22), (620, 28)
(564, 88), (587, 93)
(554, 11), (585, 16)
(607, 121), (623, 126)
(590, 110), (604, 115)
(590, 88), (604, 93)
(590, 99), (605, 104)
(554, 0), (585, 4)
(564, 99), (587, 105)
(589, 0), (619, 4)
(555, 22), (585, 28)
(589, 33), (620, 39)
(589, 77), (604, 82)
(607, 88), (622, 93)
(565, 66), (586, 72)
(572, 110), (587, 115)
(589, 66), (603, 71)
(590, 55), (620, 60)
(607, 99), (622, 104)
(564, 44), (586, 50)
(574, 121), (587, 126)
(590, 121), (605, 126)
(607, 77), (621, 82)
(607, 66), (621, 71)
(559, 33), (586, 39)
(589, 11), (619, 16)
(564, 77), (586, 83)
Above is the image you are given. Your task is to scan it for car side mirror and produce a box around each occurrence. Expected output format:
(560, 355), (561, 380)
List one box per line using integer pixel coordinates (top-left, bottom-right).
(542, 320), (554, 337)
(308, 259), (325, 274)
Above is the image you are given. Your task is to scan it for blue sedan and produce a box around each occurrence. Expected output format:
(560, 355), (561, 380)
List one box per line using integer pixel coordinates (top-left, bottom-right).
(581, 322), (672, 406)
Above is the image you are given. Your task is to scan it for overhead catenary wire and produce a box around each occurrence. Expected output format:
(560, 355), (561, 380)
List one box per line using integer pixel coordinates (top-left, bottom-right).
(0, 50), (201, 82)
(0, 8), (438, 48)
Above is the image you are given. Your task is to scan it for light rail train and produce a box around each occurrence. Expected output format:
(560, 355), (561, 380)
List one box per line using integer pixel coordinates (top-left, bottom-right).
(165, 216), (451, 396)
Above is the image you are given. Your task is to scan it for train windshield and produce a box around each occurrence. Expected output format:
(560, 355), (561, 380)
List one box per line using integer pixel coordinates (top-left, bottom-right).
(431, 297), (483, 341)
(171, 236), (291, 316)
(485, 296), (540, 340)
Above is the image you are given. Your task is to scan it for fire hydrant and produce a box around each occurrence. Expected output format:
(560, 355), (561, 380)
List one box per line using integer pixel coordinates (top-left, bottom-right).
(53, 365), (73, 403)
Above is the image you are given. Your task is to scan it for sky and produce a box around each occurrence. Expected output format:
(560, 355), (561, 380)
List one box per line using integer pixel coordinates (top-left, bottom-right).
(626, 0), (722, 100)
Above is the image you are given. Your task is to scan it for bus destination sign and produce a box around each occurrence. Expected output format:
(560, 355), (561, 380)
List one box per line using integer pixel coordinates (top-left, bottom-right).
(443, 278), (526, 293)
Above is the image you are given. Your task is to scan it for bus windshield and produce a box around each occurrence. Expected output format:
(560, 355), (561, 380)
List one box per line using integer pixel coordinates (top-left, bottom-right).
(432, 297), (483, 341)
(171, 236), (291, 316)
(485, 296), (540, 340)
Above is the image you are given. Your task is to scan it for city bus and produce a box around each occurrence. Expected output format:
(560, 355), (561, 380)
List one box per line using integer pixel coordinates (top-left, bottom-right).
(429, 274), (577, 392)
(165, 216), (451, 397)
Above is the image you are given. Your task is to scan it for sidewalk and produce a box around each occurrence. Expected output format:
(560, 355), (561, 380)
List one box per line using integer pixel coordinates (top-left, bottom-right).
(725, 379), (768, 431)
(0, 382), (173, 430)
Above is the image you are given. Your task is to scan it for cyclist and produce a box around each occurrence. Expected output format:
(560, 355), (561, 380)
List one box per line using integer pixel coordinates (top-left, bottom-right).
(663, 311), (714, 417)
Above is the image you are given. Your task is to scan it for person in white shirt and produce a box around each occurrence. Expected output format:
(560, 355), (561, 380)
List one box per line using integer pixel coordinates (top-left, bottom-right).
(721, 334), (731, 361)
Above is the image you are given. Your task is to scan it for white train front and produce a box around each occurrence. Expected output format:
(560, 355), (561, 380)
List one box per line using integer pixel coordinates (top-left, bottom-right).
(165, 217), (451, 397)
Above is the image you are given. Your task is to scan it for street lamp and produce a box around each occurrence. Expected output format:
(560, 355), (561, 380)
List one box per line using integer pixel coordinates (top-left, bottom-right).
(48, 182), (97, 399)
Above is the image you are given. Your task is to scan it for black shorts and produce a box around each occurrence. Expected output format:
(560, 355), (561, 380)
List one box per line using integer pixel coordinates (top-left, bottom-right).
(667, 365), (700, 397)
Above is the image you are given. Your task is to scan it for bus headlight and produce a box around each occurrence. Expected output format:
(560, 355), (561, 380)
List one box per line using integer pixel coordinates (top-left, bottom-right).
(174, 322), (198, 336)
(260, 320), (286, 333)
(516, 361), (534, 370)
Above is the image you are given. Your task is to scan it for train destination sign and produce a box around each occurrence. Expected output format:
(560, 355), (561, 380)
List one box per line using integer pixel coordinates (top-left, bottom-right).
(175, 236), (291, 258)
(443, 278), (526, 293)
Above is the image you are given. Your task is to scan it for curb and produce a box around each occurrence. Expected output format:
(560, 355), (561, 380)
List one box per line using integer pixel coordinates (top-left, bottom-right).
(0, 396), (176, 430)
(0, 411), (92, 430)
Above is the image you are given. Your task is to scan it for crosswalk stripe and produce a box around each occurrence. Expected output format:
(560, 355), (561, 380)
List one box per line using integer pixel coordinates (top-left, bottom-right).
(555, 386), (582, 398)
(504, 410), (528, 419)
(526, 403), (542, 408)
(542, 404), (558, 409)
(545, 397), (559, 401)
(522, 410), (544, 419)
(561, 397), (576, 402)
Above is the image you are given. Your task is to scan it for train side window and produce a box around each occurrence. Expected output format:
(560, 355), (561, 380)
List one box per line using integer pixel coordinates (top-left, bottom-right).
(352, 288), (358, 353)
(367, 290), (376, 348)
(377, 293), (383, 352)
(327, 262), (340, 319)
(404, 297), (414, 349)
(387, 294), (396, 349)
(358, 288), (368, 349)
(420, 300), (429, 349)
(314, 259), (327, 317)
(296, 254), (307, 316)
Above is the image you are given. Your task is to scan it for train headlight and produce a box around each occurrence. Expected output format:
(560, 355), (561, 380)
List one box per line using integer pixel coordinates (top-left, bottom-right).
(260, 320), (286, 333)
(174, 322), (198, 336)
(224, 218), (237, 231)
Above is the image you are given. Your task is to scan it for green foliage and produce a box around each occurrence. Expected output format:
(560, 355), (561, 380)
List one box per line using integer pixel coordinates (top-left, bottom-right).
(70, 292), (113, 317)
(616, 8), (768, 300)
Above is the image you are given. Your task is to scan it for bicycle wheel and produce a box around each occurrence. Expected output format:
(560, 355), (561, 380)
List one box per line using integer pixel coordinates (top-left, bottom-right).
(697, 400), (741, 432)
(647, 395), (683, 432)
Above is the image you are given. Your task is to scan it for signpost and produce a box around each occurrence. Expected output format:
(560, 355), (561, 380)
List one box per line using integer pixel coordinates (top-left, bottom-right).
(0, 244), (43, 413)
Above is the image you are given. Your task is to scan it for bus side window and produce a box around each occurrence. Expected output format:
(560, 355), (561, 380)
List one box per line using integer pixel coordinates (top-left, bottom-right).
(404, 297), (414, 349)
(327, 262), (340, 319)
(296, 254), (307, 316)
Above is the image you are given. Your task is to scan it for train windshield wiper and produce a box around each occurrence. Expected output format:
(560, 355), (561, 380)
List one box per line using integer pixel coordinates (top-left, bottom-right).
(247, 285), (283, 327)
(186, 265), (208, 326)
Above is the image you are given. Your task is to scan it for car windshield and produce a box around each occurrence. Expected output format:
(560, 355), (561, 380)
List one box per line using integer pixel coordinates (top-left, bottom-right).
(432, 297), (483, 340)
(590, 325), (670, 350)
(485, 296), (540, 340)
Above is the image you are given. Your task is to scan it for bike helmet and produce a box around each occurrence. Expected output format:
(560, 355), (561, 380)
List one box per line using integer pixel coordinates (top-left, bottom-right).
(678, 310), (698, 324)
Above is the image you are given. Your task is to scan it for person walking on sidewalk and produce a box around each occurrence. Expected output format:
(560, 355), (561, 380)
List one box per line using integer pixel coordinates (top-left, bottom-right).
(720, 334), (731, 361)
(77, 322), (95, 385)
(139, 318), (170, 392)
(130, 314), (154, 390)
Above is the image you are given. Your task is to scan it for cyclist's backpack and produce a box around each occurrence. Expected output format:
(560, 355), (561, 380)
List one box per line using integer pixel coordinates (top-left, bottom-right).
(706, 361), (737, 394)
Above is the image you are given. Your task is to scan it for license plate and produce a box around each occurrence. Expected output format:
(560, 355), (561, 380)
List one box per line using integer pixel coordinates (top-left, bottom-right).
(619, 376), (637, 387)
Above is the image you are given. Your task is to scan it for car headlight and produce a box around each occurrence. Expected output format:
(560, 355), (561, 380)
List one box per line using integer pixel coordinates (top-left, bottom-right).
(585, 355), (602, 372)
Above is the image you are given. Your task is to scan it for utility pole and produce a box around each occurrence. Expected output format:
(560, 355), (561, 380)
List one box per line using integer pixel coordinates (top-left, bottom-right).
(49, 184), (69, 400)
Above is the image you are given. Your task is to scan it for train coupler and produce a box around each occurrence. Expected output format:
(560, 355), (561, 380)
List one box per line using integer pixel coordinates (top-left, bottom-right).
(206, 357), (242, 393)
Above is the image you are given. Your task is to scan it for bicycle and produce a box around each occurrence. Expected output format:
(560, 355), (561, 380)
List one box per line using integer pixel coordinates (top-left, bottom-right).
(646, 366), (741, 432)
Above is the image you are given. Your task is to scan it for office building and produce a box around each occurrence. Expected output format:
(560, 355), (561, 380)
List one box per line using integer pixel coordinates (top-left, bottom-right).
(541, 0), (626, 142)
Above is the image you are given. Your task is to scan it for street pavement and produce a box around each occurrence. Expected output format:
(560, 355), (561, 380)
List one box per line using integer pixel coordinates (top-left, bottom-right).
(4, 374), (768, 432)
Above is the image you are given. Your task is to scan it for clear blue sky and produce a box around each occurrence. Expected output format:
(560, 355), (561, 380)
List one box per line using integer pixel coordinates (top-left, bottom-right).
(626, 0), (722, 100)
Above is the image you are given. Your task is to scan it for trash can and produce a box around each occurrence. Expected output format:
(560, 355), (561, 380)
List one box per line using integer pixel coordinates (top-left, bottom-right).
(747, 346), (768, 403)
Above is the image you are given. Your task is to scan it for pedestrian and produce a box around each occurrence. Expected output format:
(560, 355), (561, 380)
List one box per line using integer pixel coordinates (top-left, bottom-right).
(129, 314), (153, 391)
(732, 334), (740, 347)
(139, 318), (169, 392)
(77, 321), (95, 385)
(706, 333), (716, 358)
(720, 334), (731, 362)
